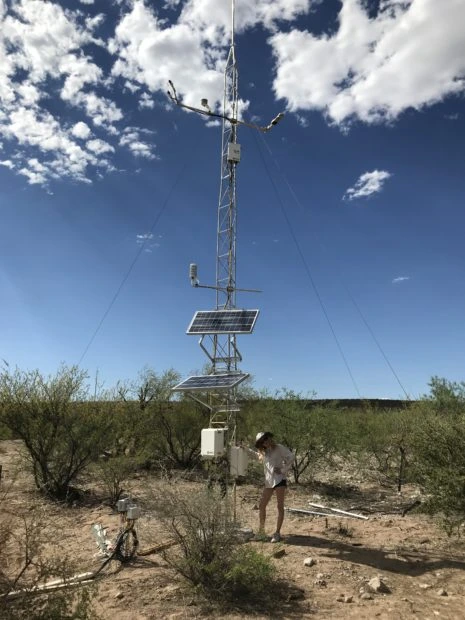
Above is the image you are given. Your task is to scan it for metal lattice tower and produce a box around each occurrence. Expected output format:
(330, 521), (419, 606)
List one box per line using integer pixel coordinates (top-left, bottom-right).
(169, 0), (284, 427)
(216, 0), (238, 311)
(214, 0), (239, 384)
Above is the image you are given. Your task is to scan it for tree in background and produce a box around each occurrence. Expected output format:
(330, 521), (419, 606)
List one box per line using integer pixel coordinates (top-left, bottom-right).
(243, 390), (339, 483)
(413, 378), (465, 533)
(0, 365), (110, 501)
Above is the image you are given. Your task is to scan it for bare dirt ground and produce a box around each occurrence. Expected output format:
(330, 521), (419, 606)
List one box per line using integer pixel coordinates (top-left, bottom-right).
(2, 439), (465, 620)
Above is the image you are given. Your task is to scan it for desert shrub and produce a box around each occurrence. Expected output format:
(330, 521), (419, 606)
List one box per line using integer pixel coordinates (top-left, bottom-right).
(5, 586), (99, 620)
(424, 376), (465, 415)
(0, 493), (99, 620)
(243, 392), (340, 483)
(152, 484), (277, 605)
(106, 368), (205, 472)
(95, 455), (139, 505)
(222, 546), (276, 599)
(151, 401), (206, 470)
(0, 365), (111, 500)
(412, 406), (465, 534)
(343, 404), (419, 491)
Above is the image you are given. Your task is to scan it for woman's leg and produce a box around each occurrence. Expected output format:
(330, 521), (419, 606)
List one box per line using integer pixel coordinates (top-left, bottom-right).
(274, 486), (286, 534)
(259, 487), (274, 532)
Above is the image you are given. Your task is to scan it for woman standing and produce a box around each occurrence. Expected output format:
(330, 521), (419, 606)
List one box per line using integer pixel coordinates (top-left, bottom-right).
(248, 431), (294, 542)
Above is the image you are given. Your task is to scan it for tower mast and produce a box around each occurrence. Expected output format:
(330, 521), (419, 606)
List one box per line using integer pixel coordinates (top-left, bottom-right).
(214, 0), (239, 380)
(170, 0), (284, 469)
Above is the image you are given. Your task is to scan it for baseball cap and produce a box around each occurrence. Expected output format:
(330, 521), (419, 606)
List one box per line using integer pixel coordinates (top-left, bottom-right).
(255, 431), (273, 448)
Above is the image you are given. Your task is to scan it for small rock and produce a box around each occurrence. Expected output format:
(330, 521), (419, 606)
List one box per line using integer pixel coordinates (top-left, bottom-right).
(360, 592), (373, 600)
(367, 576), (391, 594)
(420, 538), (431, 544)
(437, 588), (448, 596)
(316, 572), (325, 580)
(115, 591), (124, 600)
(344, 595), (353, 603)
(314, 578), (327, 587)
(303, 557), (316, 567)
(419, 583), (432, 590)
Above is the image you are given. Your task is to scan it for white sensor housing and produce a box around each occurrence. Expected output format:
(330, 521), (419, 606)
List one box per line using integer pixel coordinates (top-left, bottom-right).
(201, 428), (225, 457)
(229, 446), (248, 476)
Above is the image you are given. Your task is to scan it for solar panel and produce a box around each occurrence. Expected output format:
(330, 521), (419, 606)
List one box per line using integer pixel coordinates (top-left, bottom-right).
(173, 373), (249, 392)
(187, 309), (259, 335)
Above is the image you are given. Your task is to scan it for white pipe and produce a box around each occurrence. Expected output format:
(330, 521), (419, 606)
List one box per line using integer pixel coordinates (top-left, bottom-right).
(4, 572), (96, 600)
(307, 502), (368, 520)
(286, 507), (354, 519)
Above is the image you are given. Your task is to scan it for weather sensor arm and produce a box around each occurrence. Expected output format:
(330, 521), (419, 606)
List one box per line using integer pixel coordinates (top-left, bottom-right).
(189, 263), (261, 293)
(167, 80), (284, 133)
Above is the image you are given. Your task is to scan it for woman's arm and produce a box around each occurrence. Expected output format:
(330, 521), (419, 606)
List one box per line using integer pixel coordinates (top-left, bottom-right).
(244, 446), (261, 461)
(279, 445), (295, 475)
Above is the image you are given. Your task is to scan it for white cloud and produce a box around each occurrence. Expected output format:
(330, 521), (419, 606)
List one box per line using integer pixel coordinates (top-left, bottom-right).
(71, 122), (91, 139)
(344, 170), (392, 200)
(136, 233), (154, 242)
(136, 232), (160, 252)
(2, 0), (462, 189)
(271, 0), (465, 125)
(392, 276), (410, 284)
(164, 0), (182, 8)
(0, 1), (124, 186)
(139, 92), (154, 109)
(86, 138), (115, 155)
(120, 128), (157, 159)
(109, 0), (311, 112)
(0, 159), (14, 169)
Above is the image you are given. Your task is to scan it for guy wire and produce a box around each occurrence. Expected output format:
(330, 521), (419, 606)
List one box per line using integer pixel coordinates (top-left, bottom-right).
(257, 132), (410, 400)
(78, 154), (193, 366)
(252, 131), (362, 399)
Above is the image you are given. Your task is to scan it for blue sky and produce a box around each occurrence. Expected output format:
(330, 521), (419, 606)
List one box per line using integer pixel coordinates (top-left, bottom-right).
(1, 0), (464, 399)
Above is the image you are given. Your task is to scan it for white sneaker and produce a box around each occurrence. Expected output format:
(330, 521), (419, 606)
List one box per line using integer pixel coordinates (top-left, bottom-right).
(270, 532), (281, 543)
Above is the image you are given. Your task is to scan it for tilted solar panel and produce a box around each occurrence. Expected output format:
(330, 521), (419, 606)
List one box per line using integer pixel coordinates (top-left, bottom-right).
(173, 373), (249, 391)
(187, 309), (259, 334)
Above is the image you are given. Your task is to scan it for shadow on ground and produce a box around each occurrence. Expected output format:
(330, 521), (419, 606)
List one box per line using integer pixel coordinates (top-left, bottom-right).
(284, 534), (465, 576)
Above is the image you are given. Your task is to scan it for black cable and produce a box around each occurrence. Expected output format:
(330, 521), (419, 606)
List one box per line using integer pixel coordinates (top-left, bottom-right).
(258, 133), (410, 400)
(78, 157), (191, 366)
(252, 132), (362, 399)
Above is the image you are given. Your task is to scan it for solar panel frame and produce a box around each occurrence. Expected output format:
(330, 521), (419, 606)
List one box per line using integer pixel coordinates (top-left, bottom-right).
(187, 309), (259, 335)
(173, 373), (249, 392)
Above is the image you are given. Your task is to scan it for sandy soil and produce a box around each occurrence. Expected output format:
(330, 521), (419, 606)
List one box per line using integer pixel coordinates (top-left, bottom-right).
(2, 439), (465, 620)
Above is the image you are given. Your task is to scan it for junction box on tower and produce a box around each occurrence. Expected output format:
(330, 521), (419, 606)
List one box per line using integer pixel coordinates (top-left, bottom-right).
(227, 143), (241, 163)
(229, 446), (248, 476)
(201, 428), (226, 457)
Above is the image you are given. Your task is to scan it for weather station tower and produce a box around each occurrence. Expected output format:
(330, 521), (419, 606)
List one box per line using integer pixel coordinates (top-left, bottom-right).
(170, 0), (284, 486)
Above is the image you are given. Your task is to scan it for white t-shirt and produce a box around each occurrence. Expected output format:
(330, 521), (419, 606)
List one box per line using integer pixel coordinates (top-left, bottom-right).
(249, 443), (295, 488)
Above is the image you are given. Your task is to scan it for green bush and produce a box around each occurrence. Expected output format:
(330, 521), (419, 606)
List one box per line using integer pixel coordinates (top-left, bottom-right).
(96, 455), (139, 505)
(0, 365), (111, 500)
(0, 495), (99, 620)
(224, 546), (276, 600)
(412, 407), (465, 533)
(242, 392), (340, 483)
(152, 483), (277, 605)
